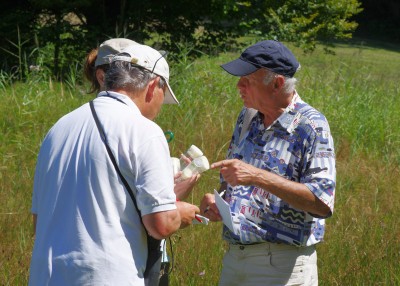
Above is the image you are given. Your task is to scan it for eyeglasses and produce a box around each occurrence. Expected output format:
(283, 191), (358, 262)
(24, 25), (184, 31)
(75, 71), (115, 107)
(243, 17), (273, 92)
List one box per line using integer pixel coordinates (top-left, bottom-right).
(151, 50), (169, 74)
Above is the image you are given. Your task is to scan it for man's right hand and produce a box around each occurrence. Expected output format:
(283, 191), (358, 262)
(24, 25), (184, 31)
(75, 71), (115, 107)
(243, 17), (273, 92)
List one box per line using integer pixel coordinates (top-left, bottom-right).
(176, 201), (200, 228)
(143, 202), (198, 239)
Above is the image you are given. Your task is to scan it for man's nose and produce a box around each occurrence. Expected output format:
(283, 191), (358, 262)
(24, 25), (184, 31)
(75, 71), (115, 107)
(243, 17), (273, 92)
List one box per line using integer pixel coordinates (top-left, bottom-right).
(237, 77), (246, 90)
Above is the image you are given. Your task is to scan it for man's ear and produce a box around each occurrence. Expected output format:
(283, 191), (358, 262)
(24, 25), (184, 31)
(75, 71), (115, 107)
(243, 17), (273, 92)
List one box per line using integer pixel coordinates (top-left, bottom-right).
(274, 75), (285, 89)
(145, 77), (159, 102)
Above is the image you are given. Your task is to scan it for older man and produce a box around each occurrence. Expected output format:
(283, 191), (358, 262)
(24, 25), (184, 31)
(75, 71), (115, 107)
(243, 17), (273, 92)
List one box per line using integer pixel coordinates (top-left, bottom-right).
(29, 44), (199, 285)
(201, 40), (336, 285)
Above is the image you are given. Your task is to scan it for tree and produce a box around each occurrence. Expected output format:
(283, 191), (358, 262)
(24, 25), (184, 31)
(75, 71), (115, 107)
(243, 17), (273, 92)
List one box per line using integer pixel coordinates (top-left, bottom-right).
(223, 0), (363, 52)
(0, 0), (363, 79)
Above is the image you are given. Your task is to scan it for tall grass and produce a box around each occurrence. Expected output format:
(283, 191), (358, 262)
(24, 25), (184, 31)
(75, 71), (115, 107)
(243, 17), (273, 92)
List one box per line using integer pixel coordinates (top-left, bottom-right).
(0, 41), (399, 285)
(0, 79), (91, 285)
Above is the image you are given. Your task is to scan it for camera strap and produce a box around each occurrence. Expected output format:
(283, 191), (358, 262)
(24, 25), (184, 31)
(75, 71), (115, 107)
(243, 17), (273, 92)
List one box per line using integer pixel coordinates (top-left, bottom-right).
(89, 100), (142, 218)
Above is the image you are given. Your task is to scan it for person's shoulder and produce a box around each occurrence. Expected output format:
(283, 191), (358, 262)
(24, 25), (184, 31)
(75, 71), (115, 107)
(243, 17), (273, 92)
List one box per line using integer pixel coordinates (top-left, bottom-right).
(140, 116), (163, 132)
(293, 98), (331, 135)
(50, 102), (90, 128)
(134, 114), (165, 140)
(296, 97), (327, 120)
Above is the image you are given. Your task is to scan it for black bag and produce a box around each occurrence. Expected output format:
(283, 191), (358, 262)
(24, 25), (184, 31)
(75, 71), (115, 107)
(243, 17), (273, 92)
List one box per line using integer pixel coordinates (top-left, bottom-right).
(144, 235), (163, 286)
(159, 261), (170, 286)
(90, 100), (166, 286)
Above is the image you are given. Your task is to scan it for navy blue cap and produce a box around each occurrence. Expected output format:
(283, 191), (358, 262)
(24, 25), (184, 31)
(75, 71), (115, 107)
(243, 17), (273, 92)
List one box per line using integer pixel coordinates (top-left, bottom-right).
(221, 40), (299, 77)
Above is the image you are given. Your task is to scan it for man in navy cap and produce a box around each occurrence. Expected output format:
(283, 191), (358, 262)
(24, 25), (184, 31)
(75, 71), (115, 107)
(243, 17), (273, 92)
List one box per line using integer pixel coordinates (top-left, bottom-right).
(201, 40), (336, 285)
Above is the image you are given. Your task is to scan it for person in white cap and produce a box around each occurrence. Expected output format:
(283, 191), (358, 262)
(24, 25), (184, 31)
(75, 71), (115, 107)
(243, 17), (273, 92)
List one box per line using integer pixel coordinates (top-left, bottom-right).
(28, 43), (200, 286)
(83, 38), (199, 197)
(84, 38), (139, 94)
(84, 38), (199, 196)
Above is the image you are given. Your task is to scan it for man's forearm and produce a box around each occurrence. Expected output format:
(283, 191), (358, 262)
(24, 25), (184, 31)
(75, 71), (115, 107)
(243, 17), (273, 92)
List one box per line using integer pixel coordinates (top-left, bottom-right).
(252, 169), (330, 217)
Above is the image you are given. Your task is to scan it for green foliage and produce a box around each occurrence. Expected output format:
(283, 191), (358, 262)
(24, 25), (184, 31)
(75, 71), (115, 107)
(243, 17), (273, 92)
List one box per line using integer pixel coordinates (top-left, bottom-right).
(30, 4), (90, 78)
(225, 0), (363, 52)
(0, 1), (36, 71)
(0, 26), (31, 81)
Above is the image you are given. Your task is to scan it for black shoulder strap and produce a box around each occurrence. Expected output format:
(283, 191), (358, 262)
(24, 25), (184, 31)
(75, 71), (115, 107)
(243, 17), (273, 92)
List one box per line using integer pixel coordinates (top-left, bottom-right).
(89, 100), (141, 217)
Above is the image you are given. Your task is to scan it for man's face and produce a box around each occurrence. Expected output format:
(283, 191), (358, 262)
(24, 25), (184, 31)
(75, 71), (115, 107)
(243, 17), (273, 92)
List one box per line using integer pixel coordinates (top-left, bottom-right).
(148, 78), (166, 120)
(236, 69), (272, 109)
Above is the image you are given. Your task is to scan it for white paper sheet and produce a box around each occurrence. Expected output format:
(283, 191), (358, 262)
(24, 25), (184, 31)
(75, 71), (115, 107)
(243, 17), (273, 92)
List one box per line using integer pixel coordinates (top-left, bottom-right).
(214, 189), (235, 233)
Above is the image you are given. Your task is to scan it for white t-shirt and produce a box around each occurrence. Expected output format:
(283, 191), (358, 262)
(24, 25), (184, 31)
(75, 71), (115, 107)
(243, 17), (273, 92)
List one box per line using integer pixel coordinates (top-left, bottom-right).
(29, 91), (176, 286)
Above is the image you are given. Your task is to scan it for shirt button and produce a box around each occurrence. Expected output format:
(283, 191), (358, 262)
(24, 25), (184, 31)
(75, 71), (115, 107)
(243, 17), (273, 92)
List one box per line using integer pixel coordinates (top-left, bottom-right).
(239, 245), (245, 250)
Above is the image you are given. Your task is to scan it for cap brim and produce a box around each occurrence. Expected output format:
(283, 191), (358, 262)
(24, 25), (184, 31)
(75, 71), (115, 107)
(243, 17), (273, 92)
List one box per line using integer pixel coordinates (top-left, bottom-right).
(221, 58), (259, 76)
(163, 81), (179, 104)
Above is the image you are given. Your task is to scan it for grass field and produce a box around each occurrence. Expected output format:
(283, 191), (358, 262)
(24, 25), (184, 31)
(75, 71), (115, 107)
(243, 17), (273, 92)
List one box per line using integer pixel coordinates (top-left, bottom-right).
(1, 40), (399, 285)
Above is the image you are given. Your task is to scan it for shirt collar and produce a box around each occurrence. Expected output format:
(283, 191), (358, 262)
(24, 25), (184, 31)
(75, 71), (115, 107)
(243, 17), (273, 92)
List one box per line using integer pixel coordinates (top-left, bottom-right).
(275, 91), (303, 133)
(97, 90), (140, 113)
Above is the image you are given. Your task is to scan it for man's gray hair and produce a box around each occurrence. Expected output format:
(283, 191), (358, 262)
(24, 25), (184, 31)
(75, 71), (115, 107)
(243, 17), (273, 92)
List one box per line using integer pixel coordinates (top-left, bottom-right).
(263, 68), (297, 94)
(104, 61), (165, 93)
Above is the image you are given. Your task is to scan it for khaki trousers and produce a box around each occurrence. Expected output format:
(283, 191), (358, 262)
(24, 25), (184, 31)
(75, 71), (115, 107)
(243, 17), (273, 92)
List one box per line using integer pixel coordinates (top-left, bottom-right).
(219, 242), (318, 286)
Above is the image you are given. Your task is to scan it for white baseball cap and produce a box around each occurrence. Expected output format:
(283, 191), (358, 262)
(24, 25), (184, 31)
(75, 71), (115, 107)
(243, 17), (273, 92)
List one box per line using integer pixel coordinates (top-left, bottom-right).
(95, 38), (139, 67)
(112, 44), (179, 104)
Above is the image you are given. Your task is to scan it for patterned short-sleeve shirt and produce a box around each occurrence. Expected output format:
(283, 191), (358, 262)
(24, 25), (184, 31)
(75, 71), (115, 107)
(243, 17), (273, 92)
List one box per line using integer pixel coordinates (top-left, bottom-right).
(222, 93), (336, 247)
